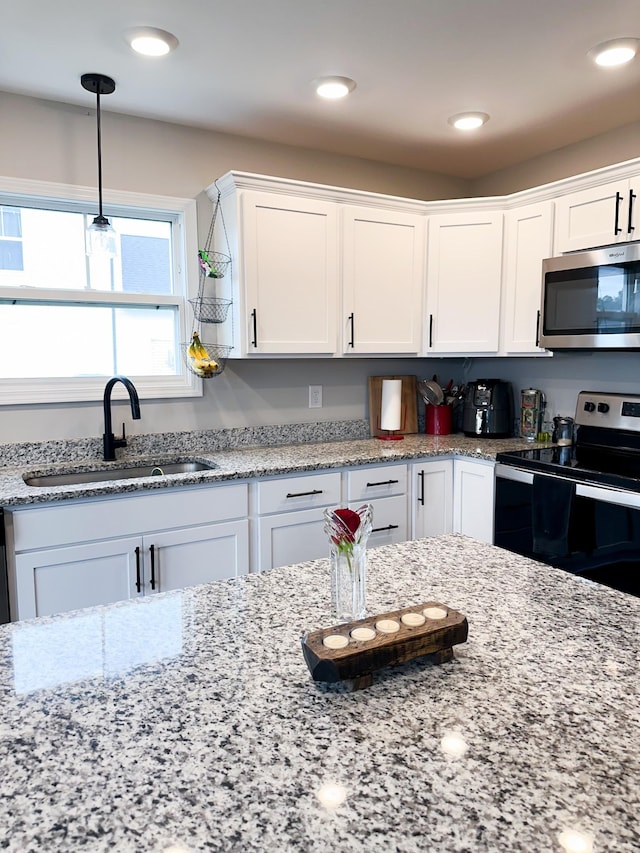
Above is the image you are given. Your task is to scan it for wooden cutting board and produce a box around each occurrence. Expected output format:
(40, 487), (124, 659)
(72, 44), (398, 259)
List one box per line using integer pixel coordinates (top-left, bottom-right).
(368, 375), (418, 437)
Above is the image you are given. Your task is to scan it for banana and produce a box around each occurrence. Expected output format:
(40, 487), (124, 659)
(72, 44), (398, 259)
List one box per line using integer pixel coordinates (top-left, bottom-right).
(188, 332), (219, 375)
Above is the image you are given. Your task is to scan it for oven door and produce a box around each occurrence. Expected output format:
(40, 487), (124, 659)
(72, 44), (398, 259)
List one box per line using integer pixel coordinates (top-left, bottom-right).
(495, 464), (640, 596)
(539, 244), (640, 350)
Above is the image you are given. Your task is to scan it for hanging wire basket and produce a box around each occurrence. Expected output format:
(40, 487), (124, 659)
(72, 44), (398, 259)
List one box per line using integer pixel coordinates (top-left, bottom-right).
(197, 249), (231, 279)
(189, 296), (232, 324)
(181, 341), (232, 379)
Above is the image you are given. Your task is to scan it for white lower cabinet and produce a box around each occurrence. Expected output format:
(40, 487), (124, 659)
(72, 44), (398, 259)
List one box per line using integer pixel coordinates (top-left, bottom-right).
(7, 482), (249, 621)
(411, 459), (453, 539)
(347, 463), (408, 547)
(254, 471), (341, 572)
(453, 458), (495, 544)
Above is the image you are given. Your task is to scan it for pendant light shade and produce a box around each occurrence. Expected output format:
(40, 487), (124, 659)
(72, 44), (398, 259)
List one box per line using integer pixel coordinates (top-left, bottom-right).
(81, 73), (117, 258)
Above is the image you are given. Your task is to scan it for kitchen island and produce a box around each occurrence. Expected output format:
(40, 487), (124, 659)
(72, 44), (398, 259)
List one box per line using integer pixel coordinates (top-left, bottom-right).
(0, 535), (637, 852)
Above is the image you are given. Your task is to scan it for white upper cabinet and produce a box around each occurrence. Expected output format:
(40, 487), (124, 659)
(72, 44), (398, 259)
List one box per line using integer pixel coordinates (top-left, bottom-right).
(224, 189), (340, 355)
(341, 206), (425, 354)
(501, 201), (554, 354)
(554, 177), (639, 253)
(425, 210), (504, 353)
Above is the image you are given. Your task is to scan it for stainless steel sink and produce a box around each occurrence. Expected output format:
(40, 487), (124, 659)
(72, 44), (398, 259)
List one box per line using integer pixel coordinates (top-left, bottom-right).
(23, 460), (217, 487)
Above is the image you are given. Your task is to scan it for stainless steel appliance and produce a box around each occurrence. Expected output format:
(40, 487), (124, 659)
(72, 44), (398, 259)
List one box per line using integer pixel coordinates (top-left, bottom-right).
(539, 242), (640, 350)
(462, 379), (513, 438)
(495, 390), (640, 596)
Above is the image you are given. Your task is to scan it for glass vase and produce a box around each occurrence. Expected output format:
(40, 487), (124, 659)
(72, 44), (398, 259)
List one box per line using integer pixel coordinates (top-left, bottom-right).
(324, 503), (373, 622)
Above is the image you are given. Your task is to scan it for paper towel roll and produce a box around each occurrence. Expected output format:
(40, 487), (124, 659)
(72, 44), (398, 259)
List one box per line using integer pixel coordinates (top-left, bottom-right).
(380, 379), (402, 432)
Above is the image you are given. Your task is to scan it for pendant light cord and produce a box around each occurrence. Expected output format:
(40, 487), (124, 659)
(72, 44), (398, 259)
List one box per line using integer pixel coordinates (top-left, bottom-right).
(96, 87), (104, 219)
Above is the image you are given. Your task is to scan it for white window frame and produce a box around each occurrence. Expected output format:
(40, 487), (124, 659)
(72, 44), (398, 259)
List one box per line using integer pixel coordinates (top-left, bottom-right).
(0, 175), (203, 404)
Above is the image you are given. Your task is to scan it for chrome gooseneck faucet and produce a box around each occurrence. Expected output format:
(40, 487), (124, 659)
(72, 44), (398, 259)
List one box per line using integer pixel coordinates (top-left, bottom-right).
(103, 376), (141, 461)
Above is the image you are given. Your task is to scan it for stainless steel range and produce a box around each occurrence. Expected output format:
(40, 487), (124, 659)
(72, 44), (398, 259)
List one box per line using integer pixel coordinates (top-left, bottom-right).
(495, 390), (640, 597)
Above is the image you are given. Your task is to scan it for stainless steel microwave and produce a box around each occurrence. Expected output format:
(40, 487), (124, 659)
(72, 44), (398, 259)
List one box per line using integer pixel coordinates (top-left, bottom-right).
(539, 242), (640, 350)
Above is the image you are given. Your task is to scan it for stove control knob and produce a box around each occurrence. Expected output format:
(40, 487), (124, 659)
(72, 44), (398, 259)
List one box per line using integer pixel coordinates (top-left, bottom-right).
(597, 402), (610, 414)
(584, 401), (596, 412)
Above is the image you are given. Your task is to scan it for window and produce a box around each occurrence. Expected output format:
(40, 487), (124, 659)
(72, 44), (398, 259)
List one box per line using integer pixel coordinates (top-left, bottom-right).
(0, 178), (200, 404)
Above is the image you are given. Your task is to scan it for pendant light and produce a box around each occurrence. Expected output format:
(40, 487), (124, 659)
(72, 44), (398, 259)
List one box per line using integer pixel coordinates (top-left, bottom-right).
(81, 72), (117, 258)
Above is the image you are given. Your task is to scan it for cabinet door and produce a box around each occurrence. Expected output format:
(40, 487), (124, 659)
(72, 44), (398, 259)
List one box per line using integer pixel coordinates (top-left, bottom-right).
(426, 211), (503, 353)
(149, 520), (249, 593)
(257, 507), (329, 572)
(241, 191), (339, 354)
(554, 179), (638, 252)
(412, 459), (453, 539)
(12, 537), (141, 621)
(342, 206), (425, 353)
(502, 201), (554, 354)
(453, 459), (495, 544)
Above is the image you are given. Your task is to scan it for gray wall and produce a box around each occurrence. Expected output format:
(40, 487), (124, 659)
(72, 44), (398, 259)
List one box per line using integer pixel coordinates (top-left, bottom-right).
(1, 91), (639, 446)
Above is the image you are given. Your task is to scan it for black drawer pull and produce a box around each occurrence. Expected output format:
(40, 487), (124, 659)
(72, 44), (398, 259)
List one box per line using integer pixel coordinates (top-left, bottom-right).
(149, 544), (157, 591)
(134, 546), (141, 593)
(417, 470), (425, 506)
(348, 312), (355, 348)
(366, 479), (399, 487)
(372, 524), (399, 533)
(286, 489), (323, 498)
(629, 190), (636, 234)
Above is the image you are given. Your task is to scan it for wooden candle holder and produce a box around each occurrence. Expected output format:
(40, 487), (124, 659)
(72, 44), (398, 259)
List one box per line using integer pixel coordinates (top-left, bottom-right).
(301, 601), (468, 690)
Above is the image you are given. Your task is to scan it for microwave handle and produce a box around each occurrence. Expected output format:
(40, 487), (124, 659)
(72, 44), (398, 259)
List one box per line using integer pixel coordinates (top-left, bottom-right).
(629, 190), (636, 235)
(614, 191), (623, 235)
(535, 309), (540, 347)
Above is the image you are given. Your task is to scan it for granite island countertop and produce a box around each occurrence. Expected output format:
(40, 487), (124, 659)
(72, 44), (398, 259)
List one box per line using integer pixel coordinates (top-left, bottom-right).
(0, 432), (546, 507)
(0, 534), (637, 852)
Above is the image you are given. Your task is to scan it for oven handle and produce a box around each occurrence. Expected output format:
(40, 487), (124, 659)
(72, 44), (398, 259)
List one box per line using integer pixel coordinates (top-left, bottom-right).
(496, 464), (640, 508)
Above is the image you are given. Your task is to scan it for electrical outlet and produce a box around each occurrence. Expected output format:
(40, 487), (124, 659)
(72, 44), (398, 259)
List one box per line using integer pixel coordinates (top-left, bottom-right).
(309, 385), (322, 408)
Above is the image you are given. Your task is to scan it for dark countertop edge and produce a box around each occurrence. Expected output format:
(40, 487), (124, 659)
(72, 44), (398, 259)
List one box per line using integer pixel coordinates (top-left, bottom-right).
(0, 434), (549, 508)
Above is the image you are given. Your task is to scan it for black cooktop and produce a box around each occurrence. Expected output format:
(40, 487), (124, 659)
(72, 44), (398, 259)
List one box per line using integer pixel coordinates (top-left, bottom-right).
(496, 445), (640, 494)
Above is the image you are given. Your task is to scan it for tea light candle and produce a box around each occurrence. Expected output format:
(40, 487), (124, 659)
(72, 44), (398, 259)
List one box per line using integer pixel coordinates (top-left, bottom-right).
(323, 634), (349, 649)
(375, 618), (400, 634)
(423, 606), (448, 620)
(350, 626), (376, 642)
(401, 612), (426, 627)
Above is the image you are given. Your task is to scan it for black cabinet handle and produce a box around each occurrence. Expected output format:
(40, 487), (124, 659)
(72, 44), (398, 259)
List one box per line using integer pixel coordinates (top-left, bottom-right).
(629, 190), (636, 234)
(348, 313), (355, 348)
(535, 309), (541, 347)
(417, 470), (425, 506)
(286, 489), (323, 498)
(429, 314), (434, 348)
(372, 524), (399, 533)
(134, 546), (141, 593)
(366, 479), (399, 487)
(149, 544), (156, 591)
(250, 308), (258, 348)
(614, 191), (623, 235)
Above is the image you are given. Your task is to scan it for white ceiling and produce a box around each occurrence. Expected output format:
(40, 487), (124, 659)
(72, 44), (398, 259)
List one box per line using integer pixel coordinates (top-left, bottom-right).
(2, 0), (639, 179)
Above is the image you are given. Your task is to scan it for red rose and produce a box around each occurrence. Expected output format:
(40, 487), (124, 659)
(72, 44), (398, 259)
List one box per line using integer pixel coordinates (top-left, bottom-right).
(332, 508), (361, 545)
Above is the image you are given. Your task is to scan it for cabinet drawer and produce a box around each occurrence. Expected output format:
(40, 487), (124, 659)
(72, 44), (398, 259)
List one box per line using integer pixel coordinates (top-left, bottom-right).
(10, 482), (249, 551)
(347, 464), (407, 502)
(256, 471), (341, 515)
(351, 494), (408, 545)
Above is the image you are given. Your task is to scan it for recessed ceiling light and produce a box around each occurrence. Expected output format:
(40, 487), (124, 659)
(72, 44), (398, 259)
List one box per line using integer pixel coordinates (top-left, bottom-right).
(312, 76), (357, 99)
(589, 38), (639, 67)
(124, 27), (179, 57)
(448, 112), (490, 131)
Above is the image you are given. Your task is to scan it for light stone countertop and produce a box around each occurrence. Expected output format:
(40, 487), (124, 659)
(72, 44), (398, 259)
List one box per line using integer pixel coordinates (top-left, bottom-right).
(0, 534), (637, 852)
(0, 429), (545, 507)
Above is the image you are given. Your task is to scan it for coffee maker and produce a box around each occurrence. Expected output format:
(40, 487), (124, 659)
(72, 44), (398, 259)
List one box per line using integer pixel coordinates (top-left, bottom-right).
(462, 379), (514, 438)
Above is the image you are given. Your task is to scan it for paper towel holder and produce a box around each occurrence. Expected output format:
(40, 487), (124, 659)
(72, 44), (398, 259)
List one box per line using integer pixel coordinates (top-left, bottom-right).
(378, 377), (405, 441)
